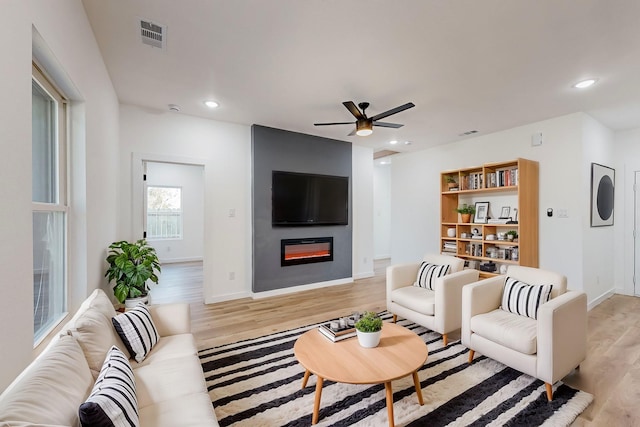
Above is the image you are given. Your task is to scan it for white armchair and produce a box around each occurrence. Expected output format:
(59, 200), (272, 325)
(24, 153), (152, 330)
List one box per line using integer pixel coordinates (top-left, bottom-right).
(461, 265), (587, 401)
(386, 254), (480, 346)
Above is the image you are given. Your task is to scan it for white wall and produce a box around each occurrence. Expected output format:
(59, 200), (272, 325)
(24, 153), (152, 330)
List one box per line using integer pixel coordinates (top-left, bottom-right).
(374, 163), (392, 259)
(0, 0), (120, 391)
(352, 145), (375, 279)
(119, 104), (252, 303)
(145, 162), (204, 263)
(614, 127), (640, 296)
(390, 113), (614, 302)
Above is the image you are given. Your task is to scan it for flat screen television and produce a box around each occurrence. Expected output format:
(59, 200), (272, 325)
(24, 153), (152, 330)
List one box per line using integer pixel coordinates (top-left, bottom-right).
(272, 171), (349, 226)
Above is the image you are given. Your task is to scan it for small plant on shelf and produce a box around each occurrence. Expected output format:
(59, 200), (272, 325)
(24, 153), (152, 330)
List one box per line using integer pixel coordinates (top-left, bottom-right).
(354, 311), (383, 333)
(446, 175), (458, 190)
(456, 204), (475, 223)
(506, 230), (518, 241)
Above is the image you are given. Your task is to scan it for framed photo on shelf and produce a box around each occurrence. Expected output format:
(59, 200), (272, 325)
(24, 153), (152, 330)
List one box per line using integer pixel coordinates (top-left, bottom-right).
(474, 201), (489, 223)
(591, 163), (615, 227)
(500, 206), (510, 218)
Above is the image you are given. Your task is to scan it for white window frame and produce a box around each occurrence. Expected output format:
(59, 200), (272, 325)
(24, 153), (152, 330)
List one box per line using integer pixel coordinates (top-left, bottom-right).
(146, 185), (184, 240)
(32, 63), (68, 346)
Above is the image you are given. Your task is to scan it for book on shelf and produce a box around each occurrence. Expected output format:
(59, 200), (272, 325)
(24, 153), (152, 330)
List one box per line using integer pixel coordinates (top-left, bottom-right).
(318, 323), (356, 342)
(487, 218), (510, 224)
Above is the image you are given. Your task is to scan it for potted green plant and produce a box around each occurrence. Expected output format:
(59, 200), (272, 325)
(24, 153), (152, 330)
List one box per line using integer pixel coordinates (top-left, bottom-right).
(105, 239), (161, 307)
(506, 230), (518, 241)
(456, 204), (476, 223)
(446, 175), (458, 191)
(354, 311), (383, 348)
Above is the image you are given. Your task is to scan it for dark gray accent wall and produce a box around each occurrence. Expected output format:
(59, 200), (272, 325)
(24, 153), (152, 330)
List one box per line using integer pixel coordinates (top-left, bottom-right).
(252, 125), (352, 293)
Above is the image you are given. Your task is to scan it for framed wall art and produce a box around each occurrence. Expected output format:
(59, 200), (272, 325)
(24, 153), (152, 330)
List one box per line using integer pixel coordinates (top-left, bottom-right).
(474, 201), (489, 224)
(590, 163), (615, 227)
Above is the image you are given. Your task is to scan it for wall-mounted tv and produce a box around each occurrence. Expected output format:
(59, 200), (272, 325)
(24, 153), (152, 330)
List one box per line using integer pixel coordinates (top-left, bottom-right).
(272, 171), (349, 226)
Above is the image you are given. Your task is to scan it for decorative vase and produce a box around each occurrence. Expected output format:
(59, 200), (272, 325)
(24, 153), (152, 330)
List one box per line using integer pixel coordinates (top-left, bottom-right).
(356, 329), (382, 348)
(124, 295), (149, 309)
(447, 228), (456, 237)
(461, 213), (471, 223)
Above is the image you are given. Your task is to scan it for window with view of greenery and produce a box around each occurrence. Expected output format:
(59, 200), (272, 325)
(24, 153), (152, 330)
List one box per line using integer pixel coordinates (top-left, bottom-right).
(146, 186), (183, 239)
(32, 64), (67, 344)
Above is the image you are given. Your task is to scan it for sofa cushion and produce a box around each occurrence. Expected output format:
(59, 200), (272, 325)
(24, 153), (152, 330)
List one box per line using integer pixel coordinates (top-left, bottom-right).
(470, 309), (538, 355)
(113, 304), (159, 363)
(391, 286), (435, 316)
(0, 335), (93, 427)
(501, 276), (553, 320)
(79, 346), (139, 427)
(129, 334), (198, 369)
(415, 262), (450, 290)
(138, 392), (219, 427)
(135, 356), (208, 408)
(68, 308), (127, 376)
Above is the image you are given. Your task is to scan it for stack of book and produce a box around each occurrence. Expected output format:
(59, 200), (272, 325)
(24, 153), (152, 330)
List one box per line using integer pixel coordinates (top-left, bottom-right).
(318, 322), (356, 342)
(442, 241), (457, 253)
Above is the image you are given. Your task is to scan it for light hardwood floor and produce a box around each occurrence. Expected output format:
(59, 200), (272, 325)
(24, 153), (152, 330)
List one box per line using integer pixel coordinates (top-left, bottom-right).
(153, 260), (640, 426)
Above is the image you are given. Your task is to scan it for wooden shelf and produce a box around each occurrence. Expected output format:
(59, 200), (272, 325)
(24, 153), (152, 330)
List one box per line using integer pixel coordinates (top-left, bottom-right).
(440, 158), (539, 275)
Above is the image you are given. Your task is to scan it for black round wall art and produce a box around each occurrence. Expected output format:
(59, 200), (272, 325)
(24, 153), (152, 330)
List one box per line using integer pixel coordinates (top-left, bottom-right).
(597, 175), (614, 220)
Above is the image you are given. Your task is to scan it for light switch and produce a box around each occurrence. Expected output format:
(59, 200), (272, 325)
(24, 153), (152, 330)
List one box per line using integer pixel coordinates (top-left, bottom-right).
(558, 208), (568, 218)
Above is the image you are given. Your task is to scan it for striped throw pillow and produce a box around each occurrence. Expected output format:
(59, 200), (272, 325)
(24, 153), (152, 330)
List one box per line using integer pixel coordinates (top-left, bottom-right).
(79, 346), (138, 427)
(112, 303), (159, 363)
(501, 276), (553, 319)
(415, 262), (450, 290)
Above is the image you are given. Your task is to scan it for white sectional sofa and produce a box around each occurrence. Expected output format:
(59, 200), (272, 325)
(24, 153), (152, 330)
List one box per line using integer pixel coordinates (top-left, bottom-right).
(0, 289), (218, 427)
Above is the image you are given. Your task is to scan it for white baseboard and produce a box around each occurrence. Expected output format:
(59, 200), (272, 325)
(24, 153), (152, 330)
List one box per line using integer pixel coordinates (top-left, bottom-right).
(353, 271), (374, 280)
(160, 256), (203, 264)
(205, 291), (251, 304)
(614, 287), (635, 296)
(251, 277), (354, 299)
(588, 288), (615, 311)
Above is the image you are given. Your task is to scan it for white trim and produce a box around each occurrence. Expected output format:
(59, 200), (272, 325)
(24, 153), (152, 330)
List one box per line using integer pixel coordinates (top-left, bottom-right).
(251, 277), (354, 299)
(353, 271), (375, 280)
(587, 289), (615, 311)
(159, 256), (203, 264)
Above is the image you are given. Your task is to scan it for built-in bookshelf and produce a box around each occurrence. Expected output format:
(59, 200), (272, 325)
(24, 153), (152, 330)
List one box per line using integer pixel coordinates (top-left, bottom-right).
(440, 158), (539, 277)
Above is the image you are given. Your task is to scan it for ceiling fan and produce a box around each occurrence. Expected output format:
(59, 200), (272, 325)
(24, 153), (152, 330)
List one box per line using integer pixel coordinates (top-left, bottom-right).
(314, 101), (415, 136)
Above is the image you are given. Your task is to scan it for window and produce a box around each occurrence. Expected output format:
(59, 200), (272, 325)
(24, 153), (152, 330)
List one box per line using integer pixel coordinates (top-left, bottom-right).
(146, 186), (183, 239)
(32, 64), (67, 344)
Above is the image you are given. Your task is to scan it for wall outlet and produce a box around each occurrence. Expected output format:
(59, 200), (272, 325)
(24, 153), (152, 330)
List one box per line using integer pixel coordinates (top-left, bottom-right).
(558, 208), (568, 218)
(229, 271), (235, 280)
(229, 208), (236, 218)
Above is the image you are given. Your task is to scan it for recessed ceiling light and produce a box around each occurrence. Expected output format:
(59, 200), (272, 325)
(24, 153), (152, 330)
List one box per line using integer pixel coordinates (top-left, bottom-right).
(389, 140), (398, 145)
(168, 104), (180, 112)
(573, 79), (598, 89)
(404, 141), (412, 145)
(204, 100), (219, 108)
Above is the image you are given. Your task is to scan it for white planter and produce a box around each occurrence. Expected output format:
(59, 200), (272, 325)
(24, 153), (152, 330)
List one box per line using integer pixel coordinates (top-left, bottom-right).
(124, 295), (149, 309)
(356, 330), (382, 348)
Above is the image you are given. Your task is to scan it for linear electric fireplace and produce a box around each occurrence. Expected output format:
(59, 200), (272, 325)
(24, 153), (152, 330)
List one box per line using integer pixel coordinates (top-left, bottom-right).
(281, 237), (333, 267)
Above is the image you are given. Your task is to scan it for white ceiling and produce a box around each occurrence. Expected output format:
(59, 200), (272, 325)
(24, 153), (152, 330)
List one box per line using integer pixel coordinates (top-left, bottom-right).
(81, 0), (640, 154)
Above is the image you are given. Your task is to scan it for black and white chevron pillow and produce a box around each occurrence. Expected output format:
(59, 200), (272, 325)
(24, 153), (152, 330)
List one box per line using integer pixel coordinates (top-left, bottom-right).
(501, 276), (553, 320)
(112, 303), (159, 363)
(415, 262), (450, 290)
(79, 345), (138, 427)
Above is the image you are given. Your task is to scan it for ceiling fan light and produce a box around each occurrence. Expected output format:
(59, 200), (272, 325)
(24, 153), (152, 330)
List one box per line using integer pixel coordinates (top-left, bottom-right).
(355, 120), (373, 136)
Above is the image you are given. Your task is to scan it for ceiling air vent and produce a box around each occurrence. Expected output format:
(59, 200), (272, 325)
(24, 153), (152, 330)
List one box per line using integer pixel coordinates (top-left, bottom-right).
(459, 130), (478, 136)
(140, 19), (166, 49)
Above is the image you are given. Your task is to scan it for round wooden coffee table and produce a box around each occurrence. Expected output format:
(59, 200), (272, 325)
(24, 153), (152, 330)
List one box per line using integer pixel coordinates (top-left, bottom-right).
(293, 322), (428, 427)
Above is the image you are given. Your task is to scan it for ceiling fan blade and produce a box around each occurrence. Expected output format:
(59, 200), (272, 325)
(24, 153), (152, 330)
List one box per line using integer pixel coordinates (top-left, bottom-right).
(370, 102), (415, 121)
(314, 121), (355, 126)
(343, 101), (364, 120)
(347, 128), (357, 136)
(372, 122), (403, 128)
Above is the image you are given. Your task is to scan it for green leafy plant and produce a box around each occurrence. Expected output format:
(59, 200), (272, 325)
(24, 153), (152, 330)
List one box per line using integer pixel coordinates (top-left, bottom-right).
(105, 240), (161, 304)
(355, 311), (383, 333)
(506, 230), (518, 238)
(446, 175), (457, 183)
(456, 204), (476, 215)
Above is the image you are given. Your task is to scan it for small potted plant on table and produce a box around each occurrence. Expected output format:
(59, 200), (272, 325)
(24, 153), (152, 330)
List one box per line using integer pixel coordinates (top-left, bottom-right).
(456, 204), (475, 223)
(355, 311), (383, 348)
(105, 239), (161, 308)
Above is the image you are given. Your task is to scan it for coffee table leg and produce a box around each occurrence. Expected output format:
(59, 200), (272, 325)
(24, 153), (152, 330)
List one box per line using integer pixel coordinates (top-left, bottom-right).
(384, 382), (395, 427)
(301, 369), (310, 388)
(412, 371), (424, 405)
(312, 376), (324, 425)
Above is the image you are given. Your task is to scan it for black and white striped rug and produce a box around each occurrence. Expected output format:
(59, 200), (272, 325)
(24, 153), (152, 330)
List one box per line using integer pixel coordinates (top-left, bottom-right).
(199, 315), (592, 426)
